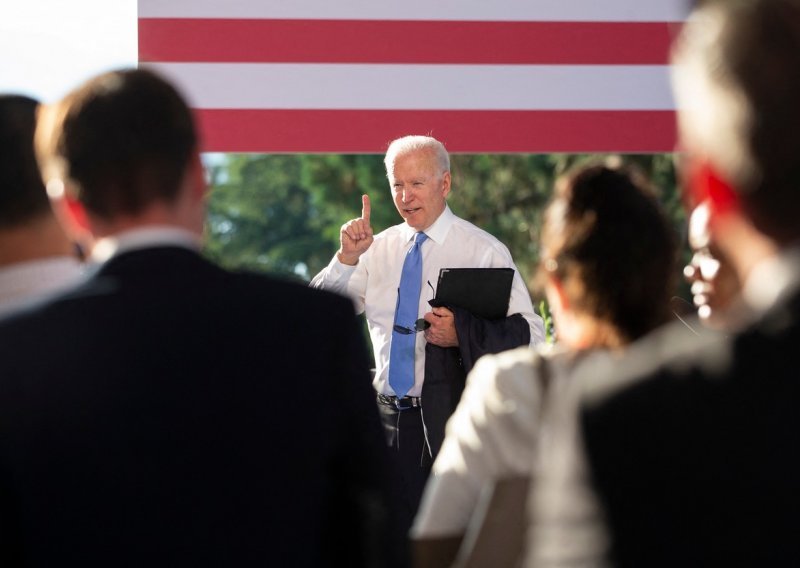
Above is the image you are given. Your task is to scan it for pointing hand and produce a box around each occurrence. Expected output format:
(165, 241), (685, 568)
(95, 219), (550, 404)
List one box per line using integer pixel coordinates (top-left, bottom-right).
(338, 194), (374, 265)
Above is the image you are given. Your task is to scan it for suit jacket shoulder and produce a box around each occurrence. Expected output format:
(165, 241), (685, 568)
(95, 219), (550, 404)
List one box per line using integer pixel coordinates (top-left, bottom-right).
(574, 291), (800, 567)
(0, 246), (392, 567)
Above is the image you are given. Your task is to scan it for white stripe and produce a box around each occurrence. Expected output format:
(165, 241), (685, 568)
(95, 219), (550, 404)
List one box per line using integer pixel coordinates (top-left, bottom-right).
(138, 0), (688, 22)
(145, 63), (675, 111)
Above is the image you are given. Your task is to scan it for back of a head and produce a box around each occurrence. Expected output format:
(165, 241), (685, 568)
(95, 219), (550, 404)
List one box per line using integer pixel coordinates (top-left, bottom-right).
(384, 135), (450, 178)
(673, 0), (800, 242)
(39, 68), (197, 220)
(539, 164), (677, 343)
(0, 95), (50, 230)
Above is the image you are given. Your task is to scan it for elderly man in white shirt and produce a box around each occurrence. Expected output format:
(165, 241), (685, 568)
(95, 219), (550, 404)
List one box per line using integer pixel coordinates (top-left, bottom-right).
(311, 134), (544, 545)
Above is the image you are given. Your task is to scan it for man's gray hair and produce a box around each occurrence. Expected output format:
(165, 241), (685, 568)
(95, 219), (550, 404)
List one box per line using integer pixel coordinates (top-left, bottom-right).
(671, 3), (753, 193)
(671, 0), (800, 238)
(384, 135), (450, 179)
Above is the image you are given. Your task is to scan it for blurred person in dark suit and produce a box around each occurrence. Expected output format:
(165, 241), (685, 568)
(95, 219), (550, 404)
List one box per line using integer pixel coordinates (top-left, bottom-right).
(0, 68), (397, 567)
(0, 95), (82, 316)
(526, 1), (800, 566)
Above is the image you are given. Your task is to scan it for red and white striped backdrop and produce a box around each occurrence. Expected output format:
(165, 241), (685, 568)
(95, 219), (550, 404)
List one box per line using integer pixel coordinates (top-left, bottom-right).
(138, 1), (687, 153)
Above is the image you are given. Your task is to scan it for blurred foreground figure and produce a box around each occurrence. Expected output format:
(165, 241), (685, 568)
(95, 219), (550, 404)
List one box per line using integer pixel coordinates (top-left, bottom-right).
(0, 68), (395, 567)
(412, 164), (676, 568)
(0, 95), (81, 316)
(527, 1), (800, 566)
(684, 200), (743, 330)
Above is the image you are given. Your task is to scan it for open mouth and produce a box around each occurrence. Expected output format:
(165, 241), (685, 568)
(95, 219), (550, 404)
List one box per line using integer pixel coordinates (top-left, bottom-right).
(404, 207), (421, 214)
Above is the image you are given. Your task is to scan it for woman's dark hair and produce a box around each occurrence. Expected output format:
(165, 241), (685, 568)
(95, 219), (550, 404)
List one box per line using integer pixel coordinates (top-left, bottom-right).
(537, 164), (677, 343)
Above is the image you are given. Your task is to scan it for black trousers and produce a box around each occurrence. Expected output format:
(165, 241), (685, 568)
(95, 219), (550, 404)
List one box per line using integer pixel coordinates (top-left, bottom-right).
(377, 401), (433, 547)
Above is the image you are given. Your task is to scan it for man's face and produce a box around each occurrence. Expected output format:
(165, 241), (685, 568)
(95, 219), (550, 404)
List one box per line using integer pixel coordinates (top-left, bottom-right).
(684, 201), (741, 328)
(387, 150), (450, 231)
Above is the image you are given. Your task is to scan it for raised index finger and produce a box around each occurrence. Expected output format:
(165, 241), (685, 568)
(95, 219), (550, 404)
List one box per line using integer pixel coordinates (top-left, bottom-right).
(361, 194), (371, 223)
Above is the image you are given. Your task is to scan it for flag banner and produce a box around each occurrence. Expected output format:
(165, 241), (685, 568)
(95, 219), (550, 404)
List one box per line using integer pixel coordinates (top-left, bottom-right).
(138, 1), (687, 153)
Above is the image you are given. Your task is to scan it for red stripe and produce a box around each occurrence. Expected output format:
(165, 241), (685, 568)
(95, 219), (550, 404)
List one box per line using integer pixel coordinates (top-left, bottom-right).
(194, 109), (677, 153)
(139, 19), (676, 65)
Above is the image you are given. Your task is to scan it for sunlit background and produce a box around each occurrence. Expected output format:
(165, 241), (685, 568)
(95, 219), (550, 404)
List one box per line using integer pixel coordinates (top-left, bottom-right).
(0, 2), (688, 346)
(0, 0), (137, 102)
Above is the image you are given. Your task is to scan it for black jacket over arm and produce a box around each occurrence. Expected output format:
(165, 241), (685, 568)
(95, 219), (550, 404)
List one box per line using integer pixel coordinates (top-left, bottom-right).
(422, 307), (531, 458)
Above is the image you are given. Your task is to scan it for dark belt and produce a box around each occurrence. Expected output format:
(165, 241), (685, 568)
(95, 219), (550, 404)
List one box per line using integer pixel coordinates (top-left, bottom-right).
(377, 393), (422, 409)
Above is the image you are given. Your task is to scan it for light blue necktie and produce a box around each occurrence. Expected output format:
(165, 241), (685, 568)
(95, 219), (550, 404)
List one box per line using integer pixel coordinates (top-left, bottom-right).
(389, 232), (428, 398)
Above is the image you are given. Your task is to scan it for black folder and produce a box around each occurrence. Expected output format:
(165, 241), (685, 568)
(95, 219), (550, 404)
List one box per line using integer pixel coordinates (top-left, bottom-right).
(429, 267), (514, 320)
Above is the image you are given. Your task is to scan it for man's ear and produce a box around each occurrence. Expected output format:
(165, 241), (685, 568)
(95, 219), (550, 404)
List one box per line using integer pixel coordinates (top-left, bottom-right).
(687, 159), (740, 218)
(441, 171), (451, 198)
(180, 152), (209, 236)
(48, 182), (93, 245)
(188, 152), (208, 202)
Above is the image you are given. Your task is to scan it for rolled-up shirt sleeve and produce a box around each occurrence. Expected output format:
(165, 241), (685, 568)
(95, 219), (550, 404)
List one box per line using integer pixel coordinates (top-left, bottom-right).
(310, 255), (366, 314)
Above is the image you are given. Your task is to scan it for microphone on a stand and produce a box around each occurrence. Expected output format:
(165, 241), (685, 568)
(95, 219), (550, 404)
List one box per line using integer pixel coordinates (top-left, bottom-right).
(669, 296), (704, 336)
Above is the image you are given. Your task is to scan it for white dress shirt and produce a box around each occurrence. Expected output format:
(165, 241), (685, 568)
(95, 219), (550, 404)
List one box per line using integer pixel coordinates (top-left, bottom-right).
(311, 205), (544, 397)
(0, 256), (83, 318)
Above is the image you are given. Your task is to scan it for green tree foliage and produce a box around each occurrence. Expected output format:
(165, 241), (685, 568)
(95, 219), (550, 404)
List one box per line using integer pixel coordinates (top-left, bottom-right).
(204, 153), (687, 304)
(206, 154), (386, 281)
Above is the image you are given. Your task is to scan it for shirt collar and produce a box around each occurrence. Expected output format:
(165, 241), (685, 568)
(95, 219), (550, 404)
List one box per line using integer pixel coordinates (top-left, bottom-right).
(89, 226), (202, 264)
(0, 256), (84, 318)
(742, 243), (800, 313)
(399, 205), (455, 245)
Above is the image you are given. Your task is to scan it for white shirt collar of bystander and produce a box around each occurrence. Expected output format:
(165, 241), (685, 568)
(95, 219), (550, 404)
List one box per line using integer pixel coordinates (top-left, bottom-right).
(90, 226), (202, 265)
(742, 243), (800, 314)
